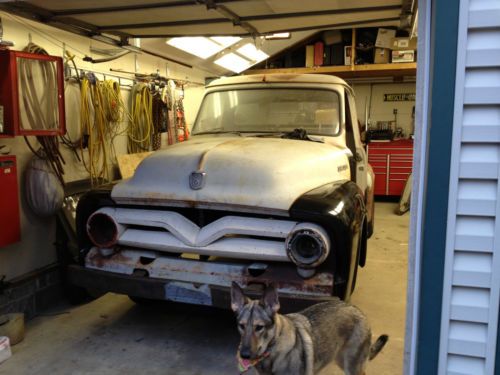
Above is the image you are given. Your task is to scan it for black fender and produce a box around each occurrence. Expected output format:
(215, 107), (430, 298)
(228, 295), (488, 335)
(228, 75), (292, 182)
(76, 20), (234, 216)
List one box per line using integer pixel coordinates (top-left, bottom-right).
(289, 181), (366, 300)
(76, 184), (116, 263)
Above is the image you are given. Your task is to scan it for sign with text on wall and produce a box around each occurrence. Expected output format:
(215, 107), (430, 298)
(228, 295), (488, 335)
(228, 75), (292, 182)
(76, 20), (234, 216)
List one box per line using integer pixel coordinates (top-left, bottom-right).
(383, 93), (416, 102)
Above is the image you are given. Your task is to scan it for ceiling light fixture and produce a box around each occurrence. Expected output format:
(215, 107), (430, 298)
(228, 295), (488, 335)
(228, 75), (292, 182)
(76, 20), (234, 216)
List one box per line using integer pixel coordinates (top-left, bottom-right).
(264, 32), (291, 40)
(214, 53), (251, 73)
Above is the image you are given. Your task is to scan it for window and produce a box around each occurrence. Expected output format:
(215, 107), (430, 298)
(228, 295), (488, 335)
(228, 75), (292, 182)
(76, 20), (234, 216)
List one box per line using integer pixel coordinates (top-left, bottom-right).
(193, 88), (341, 136)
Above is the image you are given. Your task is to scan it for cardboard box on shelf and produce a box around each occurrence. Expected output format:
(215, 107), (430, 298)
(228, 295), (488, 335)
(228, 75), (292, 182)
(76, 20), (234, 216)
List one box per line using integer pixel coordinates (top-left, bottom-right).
(305, 45), (314, 67)
(322, 30), (342, 45)
(375, 28), (396, 49)
(391, 37), (418, 51)
(331, 44), (344, 65)
(392, 50), (415, 63)
(374, 48), (390, 64)
(344, 46), (352, 65)
(324, 46), (332, 65)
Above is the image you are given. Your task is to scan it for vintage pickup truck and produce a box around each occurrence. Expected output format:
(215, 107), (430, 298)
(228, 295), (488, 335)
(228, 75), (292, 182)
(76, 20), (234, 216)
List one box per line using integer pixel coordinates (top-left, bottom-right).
(68, 74), (374, 307)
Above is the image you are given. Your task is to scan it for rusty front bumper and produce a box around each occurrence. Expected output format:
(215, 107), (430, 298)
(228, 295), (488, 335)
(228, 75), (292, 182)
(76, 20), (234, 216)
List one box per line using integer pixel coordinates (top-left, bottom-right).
(67, 248), (336, 310)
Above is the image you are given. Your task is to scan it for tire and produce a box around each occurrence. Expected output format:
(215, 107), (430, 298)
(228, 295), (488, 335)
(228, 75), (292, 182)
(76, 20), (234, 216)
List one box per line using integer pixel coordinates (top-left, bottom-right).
(128, 296), (162, 306)
(367, 216), (374, 238)
(350, 233), (362, 294)
(350, 251), (359, 294)
(366, 195), (375, 238)
(67, 285), (95, 305)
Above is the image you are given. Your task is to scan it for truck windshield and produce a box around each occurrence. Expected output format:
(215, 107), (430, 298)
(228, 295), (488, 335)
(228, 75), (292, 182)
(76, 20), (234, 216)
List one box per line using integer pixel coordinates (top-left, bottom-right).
(192, 88), (341, 136)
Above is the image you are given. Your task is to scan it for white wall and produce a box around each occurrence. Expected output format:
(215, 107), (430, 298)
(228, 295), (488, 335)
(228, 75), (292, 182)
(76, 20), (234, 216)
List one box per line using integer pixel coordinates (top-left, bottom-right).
(351, 82), (416, 137)
(0, 12), (207, 280)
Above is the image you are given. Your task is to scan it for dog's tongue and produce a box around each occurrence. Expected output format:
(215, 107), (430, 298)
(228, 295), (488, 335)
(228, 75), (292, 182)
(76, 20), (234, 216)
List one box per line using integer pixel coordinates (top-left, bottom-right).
(237, 357), (253, 373)
(237, 351), (270, 373)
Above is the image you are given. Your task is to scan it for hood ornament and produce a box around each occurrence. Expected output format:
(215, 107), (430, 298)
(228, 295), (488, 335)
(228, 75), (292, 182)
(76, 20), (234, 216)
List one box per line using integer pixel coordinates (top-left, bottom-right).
(189, 170), (206, 190)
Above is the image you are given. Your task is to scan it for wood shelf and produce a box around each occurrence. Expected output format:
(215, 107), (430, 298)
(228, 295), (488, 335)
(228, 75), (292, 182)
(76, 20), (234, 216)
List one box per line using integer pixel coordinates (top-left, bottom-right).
(246, 29), (417, 79)
(245, 62), (417, 79)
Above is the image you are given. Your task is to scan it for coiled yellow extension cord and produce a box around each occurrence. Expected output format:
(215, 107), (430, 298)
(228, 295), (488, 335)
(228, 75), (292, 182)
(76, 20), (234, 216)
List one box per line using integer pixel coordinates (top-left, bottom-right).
(128, 83), (153, 153)
(80, 77), (156, 184)
(80, 77), (109, 185)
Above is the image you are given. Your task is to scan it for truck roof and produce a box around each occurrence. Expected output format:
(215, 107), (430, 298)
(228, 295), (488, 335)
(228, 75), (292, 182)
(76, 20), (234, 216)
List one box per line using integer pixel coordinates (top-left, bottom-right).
(207, 73), (349, 88)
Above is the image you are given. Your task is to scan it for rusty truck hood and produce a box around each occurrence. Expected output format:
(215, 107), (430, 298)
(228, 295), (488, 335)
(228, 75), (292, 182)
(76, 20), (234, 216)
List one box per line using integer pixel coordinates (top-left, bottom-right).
(111, 135), (351, 213)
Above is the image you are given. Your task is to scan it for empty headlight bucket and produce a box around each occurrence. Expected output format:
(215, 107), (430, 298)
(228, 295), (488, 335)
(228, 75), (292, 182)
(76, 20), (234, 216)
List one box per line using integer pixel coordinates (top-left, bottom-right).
(285, 223), (330, 269)
(86, 209), (122, 248)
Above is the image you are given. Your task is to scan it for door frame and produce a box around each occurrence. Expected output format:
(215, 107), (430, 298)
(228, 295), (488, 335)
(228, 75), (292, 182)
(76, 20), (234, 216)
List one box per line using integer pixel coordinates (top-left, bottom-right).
(404, 0), (461, 373)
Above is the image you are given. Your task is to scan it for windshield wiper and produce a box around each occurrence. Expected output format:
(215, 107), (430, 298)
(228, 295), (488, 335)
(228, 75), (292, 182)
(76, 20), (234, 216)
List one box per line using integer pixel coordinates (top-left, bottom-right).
(281, 128), (325, 143)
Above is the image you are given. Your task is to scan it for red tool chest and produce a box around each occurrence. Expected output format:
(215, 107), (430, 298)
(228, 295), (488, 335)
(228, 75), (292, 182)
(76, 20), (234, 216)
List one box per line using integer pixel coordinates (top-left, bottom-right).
(367, 140), (413, 196)
(0, 155), (21, 247)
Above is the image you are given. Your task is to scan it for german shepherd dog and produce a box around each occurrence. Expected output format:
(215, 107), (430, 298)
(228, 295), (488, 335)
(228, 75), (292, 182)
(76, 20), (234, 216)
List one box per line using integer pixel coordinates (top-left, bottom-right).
(231, 282), (388, 375)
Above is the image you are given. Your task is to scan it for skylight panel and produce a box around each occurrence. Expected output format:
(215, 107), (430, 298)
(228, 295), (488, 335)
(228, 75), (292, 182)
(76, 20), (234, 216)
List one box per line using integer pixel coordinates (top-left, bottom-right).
(214, 53), (252, 73)
(166, 36), (242, 59)
(237, 43), (269, 62)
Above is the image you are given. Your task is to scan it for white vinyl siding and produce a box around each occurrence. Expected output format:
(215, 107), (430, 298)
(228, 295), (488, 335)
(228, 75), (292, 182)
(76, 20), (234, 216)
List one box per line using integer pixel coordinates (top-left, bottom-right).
(439, 0), (500, 374)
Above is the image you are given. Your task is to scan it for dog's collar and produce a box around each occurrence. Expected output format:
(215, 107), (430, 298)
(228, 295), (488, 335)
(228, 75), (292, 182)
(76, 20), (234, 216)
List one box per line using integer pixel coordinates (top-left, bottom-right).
(237, 351), (270, 373)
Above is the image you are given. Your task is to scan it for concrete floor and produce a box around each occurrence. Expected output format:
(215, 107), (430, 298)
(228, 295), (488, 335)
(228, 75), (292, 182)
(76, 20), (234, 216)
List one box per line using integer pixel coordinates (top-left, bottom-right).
(0, 202), (410, 375)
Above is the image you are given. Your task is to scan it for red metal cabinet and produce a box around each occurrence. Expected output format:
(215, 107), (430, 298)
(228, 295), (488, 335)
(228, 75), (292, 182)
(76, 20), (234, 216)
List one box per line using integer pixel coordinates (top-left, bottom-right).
(0, 155), (20, 247)
(368, 140), (413, 196)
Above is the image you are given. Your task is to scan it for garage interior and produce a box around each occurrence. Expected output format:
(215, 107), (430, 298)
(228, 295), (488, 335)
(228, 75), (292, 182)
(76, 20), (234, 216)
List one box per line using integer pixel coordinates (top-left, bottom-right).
(0, 1), (417, 374)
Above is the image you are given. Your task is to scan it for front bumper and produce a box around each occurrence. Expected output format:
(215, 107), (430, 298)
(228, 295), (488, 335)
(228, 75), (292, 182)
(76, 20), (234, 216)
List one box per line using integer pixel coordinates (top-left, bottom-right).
(68, 248), (335, 310)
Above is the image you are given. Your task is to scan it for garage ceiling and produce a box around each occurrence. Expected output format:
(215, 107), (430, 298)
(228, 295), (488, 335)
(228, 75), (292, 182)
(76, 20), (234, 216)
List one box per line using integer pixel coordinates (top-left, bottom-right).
(0, 0), (416, 75)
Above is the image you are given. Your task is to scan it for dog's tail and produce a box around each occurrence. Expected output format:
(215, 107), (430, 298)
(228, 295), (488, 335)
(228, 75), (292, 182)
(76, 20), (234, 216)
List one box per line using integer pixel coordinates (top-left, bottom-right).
(369, 334), (389, 360)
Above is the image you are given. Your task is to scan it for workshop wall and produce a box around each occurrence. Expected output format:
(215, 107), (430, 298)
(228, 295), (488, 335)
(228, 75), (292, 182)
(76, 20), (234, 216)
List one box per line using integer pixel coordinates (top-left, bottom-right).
(351, 82), (416, 137)
(0, 12), (207, 281)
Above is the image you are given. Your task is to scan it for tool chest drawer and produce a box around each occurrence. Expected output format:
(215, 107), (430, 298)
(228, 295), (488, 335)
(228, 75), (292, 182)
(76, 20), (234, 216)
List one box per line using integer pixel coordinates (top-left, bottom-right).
(367, 140), (413, 196)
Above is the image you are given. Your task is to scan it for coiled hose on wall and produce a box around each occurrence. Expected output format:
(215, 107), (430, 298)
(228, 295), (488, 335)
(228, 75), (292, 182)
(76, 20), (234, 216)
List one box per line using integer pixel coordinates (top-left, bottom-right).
(19, 42), (65, 185)
(128, 83), (153, 153)
(79, 75), (126, 185)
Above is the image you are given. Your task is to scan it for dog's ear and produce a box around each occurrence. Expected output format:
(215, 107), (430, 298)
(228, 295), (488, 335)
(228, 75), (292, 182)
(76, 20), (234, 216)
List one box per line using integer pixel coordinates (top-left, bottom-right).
(231, 282), (248, 313)
(262, 283), (280, 315)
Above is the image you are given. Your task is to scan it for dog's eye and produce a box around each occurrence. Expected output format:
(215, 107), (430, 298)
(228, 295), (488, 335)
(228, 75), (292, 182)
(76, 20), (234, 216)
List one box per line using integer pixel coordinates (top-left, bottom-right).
(255, 325), (264, 332)
(239, 324), (245, 330)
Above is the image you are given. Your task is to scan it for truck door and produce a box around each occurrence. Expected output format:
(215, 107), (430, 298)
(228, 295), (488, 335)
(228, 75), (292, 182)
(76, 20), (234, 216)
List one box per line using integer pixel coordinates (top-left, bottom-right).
(345, 89), (368, 193)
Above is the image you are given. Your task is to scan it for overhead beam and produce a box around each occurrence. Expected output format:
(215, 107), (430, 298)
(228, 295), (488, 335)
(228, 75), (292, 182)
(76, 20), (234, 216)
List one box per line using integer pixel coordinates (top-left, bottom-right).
(207, 1), (259, 36)
(0, 2), (192, 68)
(51, 0), (238, 16)
(243, 4), (401, 21)
(96, 4), (401, 31)
(130, 16), (401, 38)
(98, 18), (230, 31)
(259, 17), (401, 35)
(400, 0), (416, 29)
